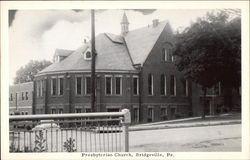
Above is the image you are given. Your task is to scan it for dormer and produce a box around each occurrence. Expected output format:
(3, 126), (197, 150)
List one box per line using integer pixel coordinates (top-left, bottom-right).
(53, 49), (74, 63)
(83, 48), (92, 60)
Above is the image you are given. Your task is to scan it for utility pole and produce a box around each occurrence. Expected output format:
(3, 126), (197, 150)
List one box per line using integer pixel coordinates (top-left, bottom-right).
(91, 9), (96, 112)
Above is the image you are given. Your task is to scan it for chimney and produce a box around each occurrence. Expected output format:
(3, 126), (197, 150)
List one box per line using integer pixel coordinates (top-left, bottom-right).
(152, 19), (159, 27)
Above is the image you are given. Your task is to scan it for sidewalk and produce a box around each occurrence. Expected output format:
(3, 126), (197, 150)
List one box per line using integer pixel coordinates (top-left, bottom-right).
(129, 113), (241, 131)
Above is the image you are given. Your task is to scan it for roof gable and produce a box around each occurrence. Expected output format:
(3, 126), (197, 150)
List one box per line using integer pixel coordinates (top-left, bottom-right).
(124, 21), (168, 65)
(38, 34), (135, 75)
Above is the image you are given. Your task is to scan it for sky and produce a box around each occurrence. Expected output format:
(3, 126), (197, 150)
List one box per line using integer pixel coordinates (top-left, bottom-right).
(9, 9), (212, 84)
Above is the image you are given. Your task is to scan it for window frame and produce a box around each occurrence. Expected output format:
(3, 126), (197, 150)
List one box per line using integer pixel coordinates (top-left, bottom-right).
(160, 74), (167, 96)
(133, 75), (139, 96)
(51, 77), (57, 96)
(25, 91), (28, 100)
(114, 75), (122, 96)
(105, 75), (113, 96)
(85, 75), (91, 95)
(170, 75), (176, 96)
(58, 76), (64, 96)
(185, 79), (189, 97)
(133, 107), (139, 123)
(148, 74), (154, 96)
(75, 75), (83, 96)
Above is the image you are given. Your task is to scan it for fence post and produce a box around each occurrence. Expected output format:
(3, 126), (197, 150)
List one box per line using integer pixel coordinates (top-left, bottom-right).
(121, 109), (131, 152)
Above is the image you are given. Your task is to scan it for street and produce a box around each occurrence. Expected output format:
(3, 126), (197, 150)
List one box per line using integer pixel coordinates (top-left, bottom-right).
(129, 124), (241, 152)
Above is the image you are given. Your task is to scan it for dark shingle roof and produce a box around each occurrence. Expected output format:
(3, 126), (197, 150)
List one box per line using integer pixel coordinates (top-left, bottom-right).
(38, 33), (135, 75)
(38, 20), (169, 75)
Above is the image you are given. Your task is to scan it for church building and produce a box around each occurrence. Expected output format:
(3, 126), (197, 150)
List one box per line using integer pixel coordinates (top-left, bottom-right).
(33, 13), (201, 123)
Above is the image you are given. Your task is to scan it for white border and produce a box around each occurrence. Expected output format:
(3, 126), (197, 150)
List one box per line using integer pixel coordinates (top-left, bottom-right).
(1, 1), (249, 160)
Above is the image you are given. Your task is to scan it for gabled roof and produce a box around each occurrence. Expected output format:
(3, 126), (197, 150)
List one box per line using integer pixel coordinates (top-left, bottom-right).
(38, 33), (135, 75)
(124, 20), (168, 65)
(54, 49), (74, 57)
(38, 20), (171, 76)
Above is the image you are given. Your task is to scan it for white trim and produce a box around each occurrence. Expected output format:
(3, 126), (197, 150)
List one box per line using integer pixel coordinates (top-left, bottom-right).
(106, 105), (121, 109)
(9, 106), (32, 109)
(105, 75), (113, 95)
(35, 70), (139, 77)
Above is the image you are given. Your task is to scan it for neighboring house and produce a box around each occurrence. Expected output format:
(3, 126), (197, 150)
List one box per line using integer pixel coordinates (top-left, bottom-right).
(9, 82), (33, 115)
(32, 13), (239, 123)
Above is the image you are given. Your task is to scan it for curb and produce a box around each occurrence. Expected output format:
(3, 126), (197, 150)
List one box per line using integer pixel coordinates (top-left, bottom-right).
(129, 121), (241, 132)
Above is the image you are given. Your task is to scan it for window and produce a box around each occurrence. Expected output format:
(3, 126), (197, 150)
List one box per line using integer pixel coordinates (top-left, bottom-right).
(214, 82), (221, 96)
(76, 76), (82, 95)
(58, 77), (64, 95)
(162, 48), (169, 61)
(171, 55), (175, 62)
(185, 80), (188, 96)
(25, 92), (28, 100)
(21, 92), (24, 100)
(85, 76), (91, 95)
(148, 108), (154, 122)
(170, 75), (176, 96)
(21, 111), (24, 115)
(25, 111), (28, 115)
(148, 74), (153, 95)
(51, 109), (56, 114)
(160, 74), (167, 95)
(105, 76), (112, 95)
(161, 107), (167, 116)
(115, 76), (122, 95)
(9, 94), (12, 101)
(133, 76), (139, 95)
(40, 80), (43, 96)
(51, 78), (57, 96)
(58, 109), (63, 114)
(85, 51), (92, 60)
(36, 81), (40, 97)
(85, 108), (92, 113)
(133, 108), (139, 123)
(75, 108), (81, 113)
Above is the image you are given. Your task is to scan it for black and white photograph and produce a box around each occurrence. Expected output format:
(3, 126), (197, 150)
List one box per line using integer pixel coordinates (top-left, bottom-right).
(1, 1), (249, 160)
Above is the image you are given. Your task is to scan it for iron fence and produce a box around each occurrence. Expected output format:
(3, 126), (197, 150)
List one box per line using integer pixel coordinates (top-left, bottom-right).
(9, 109), (130, 152)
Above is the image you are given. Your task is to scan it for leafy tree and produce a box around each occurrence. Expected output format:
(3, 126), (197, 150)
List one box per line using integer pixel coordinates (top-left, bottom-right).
(173, 10), (241, 118)
(14, 60), (52, 84)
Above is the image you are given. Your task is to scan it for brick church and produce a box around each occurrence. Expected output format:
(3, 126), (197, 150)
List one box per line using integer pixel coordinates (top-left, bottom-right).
(32, 13), (229, 123)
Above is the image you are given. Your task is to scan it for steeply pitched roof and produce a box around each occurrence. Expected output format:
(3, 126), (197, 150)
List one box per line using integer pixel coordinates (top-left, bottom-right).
(121, 12), (129, 24)
(124, 20), (167, 65)
(38, 33), (135, 75)
(38, 20), (170, 76)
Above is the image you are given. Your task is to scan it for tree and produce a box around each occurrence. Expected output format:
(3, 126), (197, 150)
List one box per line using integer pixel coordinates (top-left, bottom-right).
(14, 60), (52, 84)
(173, 10), (241, 119)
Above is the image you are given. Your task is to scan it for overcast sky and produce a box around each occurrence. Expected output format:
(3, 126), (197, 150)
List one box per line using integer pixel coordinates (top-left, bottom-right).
(9, 9), (212, 84)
